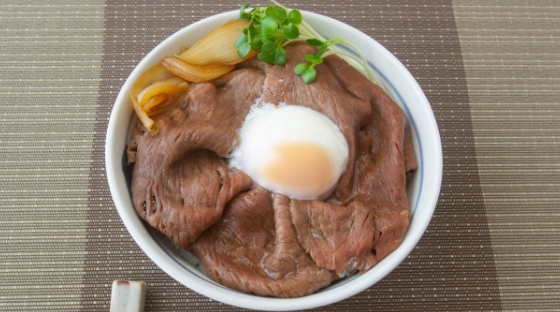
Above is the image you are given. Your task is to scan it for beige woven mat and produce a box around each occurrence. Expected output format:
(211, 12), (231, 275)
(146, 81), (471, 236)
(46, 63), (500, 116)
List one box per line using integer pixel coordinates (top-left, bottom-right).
(1, 0), (558, 311)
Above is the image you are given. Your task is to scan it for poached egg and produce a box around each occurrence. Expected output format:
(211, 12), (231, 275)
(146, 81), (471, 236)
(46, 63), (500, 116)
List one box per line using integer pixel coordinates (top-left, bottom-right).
(230, 103), (349, 200)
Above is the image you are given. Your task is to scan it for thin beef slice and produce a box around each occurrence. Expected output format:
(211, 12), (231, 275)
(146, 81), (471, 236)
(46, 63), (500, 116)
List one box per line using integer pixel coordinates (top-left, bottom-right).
(188, 187), (336, 298)
(260, 43), (417, 277)
(128, 68), (265, 247)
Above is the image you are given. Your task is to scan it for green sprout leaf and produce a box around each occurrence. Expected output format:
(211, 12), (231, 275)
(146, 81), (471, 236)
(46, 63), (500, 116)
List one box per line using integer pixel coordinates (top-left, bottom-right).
(235, 33), (251, 58)
(315, 45), (328, 57)
(305, 54), (323, 64)
(250, 36), (263, 51)
(294, 63), (309, 75)
(294, 61), (317, 84)
(235, 3), (358, 84)
(239, 3), (251, 19)
(301, 67), (316, 84)
(284, 23), (300, 39)
(257, 51), (275, 64)
(288, 9), (302, 25)
(260, 15), (279, 41)
(261, 39), (279, 54)
(265, 6), (278, 17)
(247, 22), (257, 38)
(275, 7), (287, 24)
(306, 38), (323, 47)
(274, 48), (286, 66)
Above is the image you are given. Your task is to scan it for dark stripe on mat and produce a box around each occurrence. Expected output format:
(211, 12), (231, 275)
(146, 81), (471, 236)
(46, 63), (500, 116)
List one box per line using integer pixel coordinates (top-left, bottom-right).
(348, 0), (503, 311)
(82, 0), (502, 311)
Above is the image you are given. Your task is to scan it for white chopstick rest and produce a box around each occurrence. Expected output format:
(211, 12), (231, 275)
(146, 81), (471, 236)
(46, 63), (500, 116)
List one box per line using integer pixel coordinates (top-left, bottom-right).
(110, 280), (147, 312)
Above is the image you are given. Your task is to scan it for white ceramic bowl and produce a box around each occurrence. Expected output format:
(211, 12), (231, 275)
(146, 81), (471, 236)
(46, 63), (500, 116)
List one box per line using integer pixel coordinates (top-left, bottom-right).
(106, 9), (442, 311)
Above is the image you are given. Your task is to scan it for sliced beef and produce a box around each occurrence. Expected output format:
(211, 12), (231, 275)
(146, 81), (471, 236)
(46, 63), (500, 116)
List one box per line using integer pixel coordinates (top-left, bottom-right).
(188, 187), (336, 298)
(260, 43), (372, 203)
(128, 42), (417, 296)
(260, 43), (416, 276)
(128, 68), (265, 247)
(291, 200), (377, 277)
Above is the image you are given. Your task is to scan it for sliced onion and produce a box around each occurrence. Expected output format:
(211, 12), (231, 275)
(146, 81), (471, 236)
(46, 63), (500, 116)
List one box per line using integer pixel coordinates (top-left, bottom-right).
(145, 96), (178, 117)
(131, 64), (177, 99)
(131, 94), (155, 131)
(137, 77), (189, 108)
(130, 64), (189, 131)
(160, 56), (234, 82)
(129, 19), (261, 132)
(142, 93), (168, 112)
(177, 19), (257, 66)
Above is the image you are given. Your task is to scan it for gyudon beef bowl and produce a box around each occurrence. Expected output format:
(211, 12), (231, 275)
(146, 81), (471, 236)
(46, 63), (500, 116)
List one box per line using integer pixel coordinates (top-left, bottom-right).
(106, 5), (442, 311)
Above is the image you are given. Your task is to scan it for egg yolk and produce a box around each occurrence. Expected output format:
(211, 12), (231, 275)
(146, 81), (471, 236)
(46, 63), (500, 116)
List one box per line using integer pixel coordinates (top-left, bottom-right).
(260, 142), (334, 196)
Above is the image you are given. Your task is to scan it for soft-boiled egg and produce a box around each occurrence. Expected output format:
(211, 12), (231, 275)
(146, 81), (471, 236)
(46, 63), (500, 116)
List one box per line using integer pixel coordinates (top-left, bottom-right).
(230, 103), (349, 200)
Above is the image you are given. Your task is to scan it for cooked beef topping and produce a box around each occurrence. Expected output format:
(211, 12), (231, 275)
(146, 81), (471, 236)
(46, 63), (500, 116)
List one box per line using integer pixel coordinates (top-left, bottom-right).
(188, 187), (336, 297)
(128, 67), (264, 246)
(127, 42), (417, 296)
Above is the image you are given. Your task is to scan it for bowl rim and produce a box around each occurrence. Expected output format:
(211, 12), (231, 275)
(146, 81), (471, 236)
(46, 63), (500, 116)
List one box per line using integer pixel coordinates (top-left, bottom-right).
(105, 9), (442, 311)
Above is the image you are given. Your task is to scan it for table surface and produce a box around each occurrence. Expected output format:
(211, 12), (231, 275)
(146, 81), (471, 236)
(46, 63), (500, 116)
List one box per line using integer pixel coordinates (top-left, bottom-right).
(1, 0), (559, 311)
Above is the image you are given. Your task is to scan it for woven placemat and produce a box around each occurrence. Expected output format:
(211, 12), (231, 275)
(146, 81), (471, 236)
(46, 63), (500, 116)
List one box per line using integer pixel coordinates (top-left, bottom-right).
(83, 0), (501, 310)
(1, 0), (559, 311)
(453, 1), (560, 309)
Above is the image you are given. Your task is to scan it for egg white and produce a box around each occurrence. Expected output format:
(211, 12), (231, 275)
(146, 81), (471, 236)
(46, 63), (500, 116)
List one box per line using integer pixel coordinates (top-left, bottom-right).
(229, 103), (349, 200)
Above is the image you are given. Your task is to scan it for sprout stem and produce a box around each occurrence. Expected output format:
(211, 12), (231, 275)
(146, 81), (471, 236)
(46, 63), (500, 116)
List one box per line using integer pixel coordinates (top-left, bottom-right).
(263, 1), (384, 87)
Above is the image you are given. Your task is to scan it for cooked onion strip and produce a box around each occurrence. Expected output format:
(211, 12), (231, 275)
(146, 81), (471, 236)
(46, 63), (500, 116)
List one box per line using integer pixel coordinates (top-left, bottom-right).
(142, 93), (168, 112)
(161, 56), (234, 82)
(131, 64), (177, 97)
(131, 94), (155, 131)
(177, 19), (257, 66)
(131, 64), (189, 131)
(137, 77), (189, 108)
(144, 96), (178, 117)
